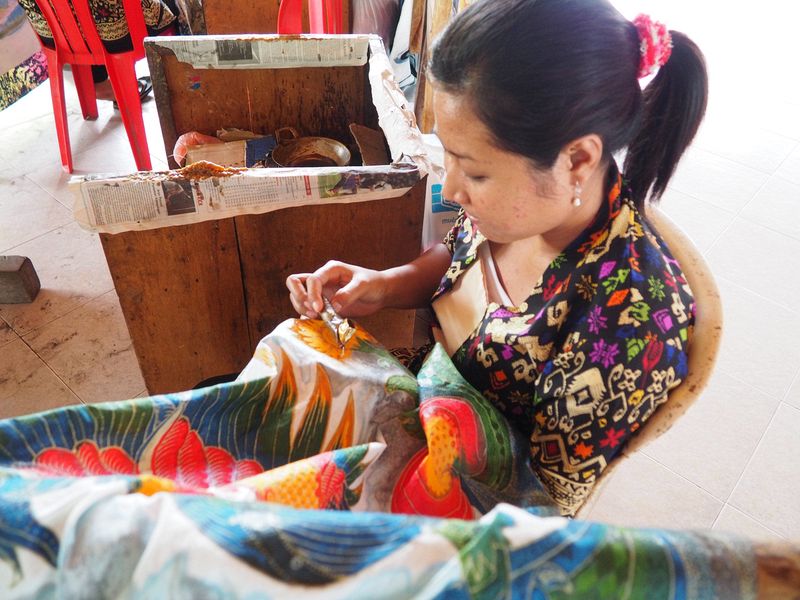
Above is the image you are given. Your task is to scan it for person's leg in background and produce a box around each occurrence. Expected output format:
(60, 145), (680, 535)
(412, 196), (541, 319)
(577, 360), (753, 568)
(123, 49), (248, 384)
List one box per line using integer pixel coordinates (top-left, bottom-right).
(92, 65), (115, 101)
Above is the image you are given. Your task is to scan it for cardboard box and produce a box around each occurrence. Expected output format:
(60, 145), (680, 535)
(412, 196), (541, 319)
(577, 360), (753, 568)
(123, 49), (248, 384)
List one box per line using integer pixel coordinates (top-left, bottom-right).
(72, 35), (431, 394)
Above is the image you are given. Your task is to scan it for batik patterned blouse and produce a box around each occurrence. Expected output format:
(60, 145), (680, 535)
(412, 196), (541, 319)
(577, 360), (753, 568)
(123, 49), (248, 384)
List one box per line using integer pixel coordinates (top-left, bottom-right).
(432, 170), (694, 515)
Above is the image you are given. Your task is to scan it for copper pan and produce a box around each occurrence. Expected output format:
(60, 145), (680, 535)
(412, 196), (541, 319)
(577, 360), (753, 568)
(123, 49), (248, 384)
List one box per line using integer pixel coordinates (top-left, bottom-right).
(271, 126), (351, 167)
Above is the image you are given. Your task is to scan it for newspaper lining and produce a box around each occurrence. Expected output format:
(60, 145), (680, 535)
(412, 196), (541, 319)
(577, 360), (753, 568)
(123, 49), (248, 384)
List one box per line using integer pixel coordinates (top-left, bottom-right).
(150, 34), (371, 70)
(72, 164), (421, 234)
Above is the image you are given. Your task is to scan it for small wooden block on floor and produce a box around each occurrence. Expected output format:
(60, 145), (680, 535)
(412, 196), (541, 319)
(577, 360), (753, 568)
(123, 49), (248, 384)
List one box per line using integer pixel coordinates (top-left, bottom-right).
(0, 256), (41, 304)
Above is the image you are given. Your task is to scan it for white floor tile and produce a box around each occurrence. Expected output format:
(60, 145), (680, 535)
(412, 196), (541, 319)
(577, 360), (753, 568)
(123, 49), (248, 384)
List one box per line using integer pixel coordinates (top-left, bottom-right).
(0, 114), (64, 178)
(707, 219), (800, 313)
(659, 187), (734, 255)
(668, 147), (769, 213)
(583, 452), (723, 530)
(21, 115), (136, 208)
(713, 277), (800, 400)
(729, 403), (800, 539)
(0, 176), (72, 253)
(786, 376), (800, 411)
(0, 222), (114, 336)
(19, 170), (75, 211)
(71, 125), (145, 176)
(692, 118), (797, 175)
(0, 338), (81, 420)
(739, 176), (800, 242)
(0, 88), (135, 179)
(774, 145), (800, 187)
(0, 78), (61, 131)
(713, 504), (785, 542)
(761, 106), (800, 143)
(22, 289), (144, 404)
(643, 371), (779, 502)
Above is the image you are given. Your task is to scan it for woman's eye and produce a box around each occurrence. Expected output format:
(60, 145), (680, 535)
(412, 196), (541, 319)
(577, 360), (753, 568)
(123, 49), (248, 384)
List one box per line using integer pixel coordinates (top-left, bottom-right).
(466, 174), (487, 182)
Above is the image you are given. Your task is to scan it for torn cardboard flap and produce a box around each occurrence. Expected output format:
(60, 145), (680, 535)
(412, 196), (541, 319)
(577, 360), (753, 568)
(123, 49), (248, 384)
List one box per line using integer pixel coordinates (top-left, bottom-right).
(349, 124), (390, 166)
(367, 37), (441, 181)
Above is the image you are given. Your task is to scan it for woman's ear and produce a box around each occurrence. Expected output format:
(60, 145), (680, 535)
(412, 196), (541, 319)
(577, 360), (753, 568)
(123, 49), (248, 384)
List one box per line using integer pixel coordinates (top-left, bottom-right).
(563, 134), (604, 182)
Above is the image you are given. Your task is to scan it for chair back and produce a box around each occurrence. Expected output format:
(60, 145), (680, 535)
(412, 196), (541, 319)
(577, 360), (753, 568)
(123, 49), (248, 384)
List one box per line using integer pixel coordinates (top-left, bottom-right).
(34, 0), (148, 64)
(626, 206), (723, 452)
(277, 0), (344, 34)
(576, 205), (723, 517)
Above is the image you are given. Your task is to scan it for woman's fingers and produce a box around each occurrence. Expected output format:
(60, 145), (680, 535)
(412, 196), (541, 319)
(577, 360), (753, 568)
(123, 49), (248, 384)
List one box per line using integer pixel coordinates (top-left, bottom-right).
(287, 262), (366, 317)
(331, 276), (363, 311)
(304, 274), (325, 313)
(286, 273), (318, 317)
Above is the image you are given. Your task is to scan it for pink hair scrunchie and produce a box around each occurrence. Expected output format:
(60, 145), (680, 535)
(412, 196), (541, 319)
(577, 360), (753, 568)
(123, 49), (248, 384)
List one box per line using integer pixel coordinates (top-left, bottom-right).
(633, 14), (672, 79)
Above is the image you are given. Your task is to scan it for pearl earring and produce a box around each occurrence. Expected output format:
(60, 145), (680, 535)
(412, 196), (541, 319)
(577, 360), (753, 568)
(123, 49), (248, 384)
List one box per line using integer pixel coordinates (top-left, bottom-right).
(572, 182), (582, 207)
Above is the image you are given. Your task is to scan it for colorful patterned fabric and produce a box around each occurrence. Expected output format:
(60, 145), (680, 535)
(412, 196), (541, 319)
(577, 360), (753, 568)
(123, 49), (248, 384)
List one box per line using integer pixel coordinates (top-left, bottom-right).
(0, 0), (49, 111)
(433, 166), (694, 514)
(392, 344), (556, 518)
(0, 470), (767, 598)
(0, 49), (47, 111)
(0, 316), (793, 597)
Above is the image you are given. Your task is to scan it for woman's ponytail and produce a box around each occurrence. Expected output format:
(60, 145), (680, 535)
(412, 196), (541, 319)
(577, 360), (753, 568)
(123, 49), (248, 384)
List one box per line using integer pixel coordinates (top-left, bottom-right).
(623, 31), (709, 207)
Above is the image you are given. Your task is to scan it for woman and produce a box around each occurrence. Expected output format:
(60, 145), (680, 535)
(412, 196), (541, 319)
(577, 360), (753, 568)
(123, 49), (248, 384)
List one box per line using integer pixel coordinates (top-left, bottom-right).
(288, 0), (708, 515)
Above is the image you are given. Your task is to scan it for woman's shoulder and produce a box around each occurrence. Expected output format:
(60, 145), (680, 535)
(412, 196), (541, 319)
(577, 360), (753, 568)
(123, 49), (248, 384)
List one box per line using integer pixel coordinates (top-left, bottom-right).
(575, 194), (694, 303)
(560, 196), (694, 370)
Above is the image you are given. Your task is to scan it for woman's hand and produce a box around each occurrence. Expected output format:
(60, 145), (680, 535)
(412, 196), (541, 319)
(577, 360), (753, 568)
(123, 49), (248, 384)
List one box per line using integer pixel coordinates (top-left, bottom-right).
(287, 244), (452, 319)
(286, 261), (388, 319)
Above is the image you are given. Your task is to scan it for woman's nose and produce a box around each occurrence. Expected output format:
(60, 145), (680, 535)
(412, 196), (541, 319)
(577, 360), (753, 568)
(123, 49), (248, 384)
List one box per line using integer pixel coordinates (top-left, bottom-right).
(441, 170), (465, 206)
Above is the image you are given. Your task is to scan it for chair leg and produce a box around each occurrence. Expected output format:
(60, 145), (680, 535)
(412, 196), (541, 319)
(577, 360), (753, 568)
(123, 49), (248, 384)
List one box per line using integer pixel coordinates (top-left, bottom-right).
(72, 64), (98, 121)
(326, 0), (342, 33)
(105, 56), (152, 171)
(43, 50), (73, 173)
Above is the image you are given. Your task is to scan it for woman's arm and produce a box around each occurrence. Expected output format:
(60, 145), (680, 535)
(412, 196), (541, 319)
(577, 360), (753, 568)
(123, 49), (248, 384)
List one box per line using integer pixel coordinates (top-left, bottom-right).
(287, 243), (452, 318)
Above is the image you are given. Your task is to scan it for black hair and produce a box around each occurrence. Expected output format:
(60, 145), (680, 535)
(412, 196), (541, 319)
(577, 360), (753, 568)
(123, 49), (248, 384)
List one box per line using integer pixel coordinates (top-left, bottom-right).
(428, 0), (708, 207)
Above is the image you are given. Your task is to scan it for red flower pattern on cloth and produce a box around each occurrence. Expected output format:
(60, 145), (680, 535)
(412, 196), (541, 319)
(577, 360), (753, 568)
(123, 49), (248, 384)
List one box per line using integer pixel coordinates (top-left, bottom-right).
(33, 417), (262, 488)
(35, 443), (138, 477)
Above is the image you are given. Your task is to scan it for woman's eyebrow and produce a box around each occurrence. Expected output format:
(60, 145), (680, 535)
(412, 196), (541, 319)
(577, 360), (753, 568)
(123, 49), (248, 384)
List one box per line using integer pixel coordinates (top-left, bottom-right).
(432, 127), (476, 161)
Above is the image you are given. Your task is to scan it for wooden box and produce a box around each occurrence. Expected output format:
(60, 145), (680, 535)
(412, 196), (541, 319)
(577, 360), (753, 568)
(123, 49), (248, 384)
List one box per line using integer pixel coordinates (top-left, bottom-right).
(94, 36), (425, 394)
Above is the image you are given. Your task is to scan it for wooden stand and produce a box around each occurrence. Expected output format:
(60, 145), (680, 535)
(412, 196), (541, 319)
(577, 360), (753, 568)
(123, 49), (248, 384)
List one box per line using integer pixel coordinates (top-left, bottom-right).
(100, 37), (426, 395)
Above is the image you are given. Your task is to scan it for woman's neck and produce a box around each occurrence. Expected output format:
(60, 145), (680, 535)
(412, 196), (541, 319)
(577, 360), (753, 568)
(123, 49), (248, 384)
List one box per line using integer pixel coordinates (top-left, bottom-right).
(489, 164), (609, 303)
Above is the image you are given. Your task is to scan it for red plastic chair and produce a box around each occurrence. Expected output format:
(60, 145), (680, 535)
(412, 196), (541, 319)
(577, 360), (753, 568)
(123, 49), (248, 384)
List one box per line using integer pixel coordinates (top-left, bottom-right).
(34, 0), (152, 172)
(277, 0), (343, 34)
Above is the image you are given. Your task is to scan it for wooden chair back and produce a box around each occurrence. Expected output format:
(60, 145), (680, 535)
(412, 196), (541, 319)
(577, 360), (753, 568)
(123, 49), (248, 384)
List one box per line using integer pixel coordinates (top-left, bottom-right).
(576, 205), (723, 517)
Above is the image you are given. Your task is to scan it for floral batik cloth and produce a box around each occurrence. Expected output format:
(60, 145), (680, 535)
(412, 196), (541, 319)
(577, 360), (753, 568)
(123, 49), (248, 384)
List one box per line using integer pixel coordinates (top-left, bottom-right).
(434, 165), (694, 514)
(0, 316), (777, 598)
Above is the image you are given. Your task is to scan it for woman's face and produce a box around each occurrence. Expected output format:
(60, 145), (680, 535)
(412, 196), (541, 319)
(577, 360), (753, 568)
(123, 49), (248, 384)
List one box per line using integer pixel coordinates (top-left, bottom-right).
(434, 89), (576, 245)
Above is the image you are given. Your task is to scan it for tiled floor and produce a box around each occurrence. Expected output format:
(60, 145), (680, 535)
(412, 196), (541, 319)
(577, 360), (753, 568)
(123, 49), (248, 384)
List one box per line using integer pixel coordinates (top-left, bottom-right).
(1, 2), (799, 543)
